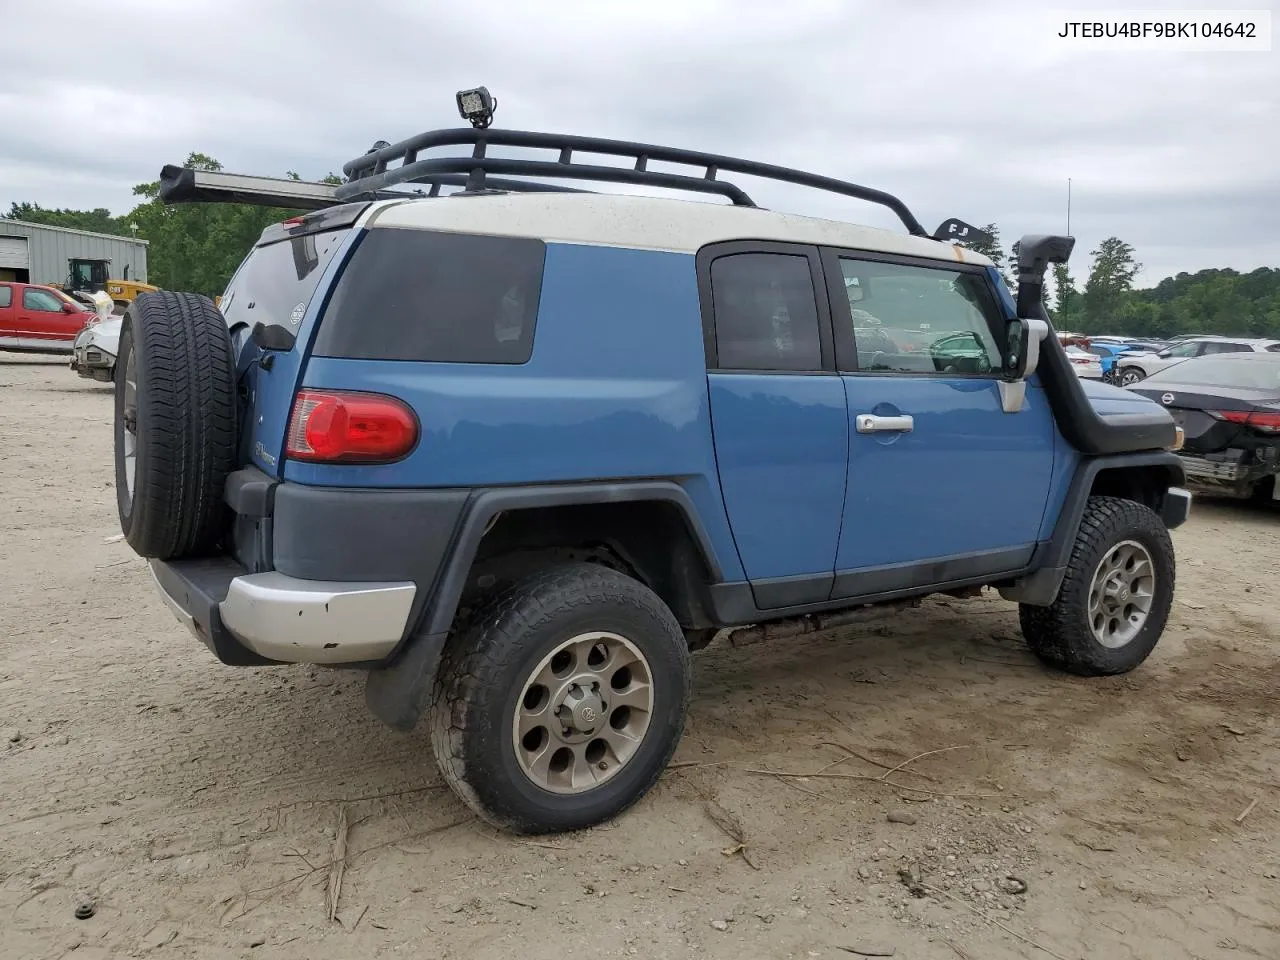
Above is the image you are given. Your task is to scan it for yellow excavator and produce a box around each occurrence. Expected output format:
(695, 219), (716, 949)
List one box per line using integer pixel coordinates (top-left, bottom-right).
(50, 258), (159, 314)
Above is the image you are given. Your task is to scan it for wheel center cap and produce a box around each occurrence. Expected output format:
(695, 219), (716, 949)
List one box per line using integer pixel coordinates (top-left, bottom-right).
(1118, 586), (1130, 601)
(560, 686), (605, 734)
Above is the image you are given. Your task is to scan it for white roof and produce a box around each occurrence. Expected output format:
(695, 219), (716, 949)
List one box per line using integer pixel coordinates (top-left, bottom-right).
(363, 192), (993, 267)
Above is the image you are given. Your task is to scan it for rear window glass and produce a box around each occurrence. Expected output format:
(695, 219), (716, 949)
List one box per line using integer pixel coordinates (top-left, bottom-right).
(313, 227), (545, 364)
(219, 230), (348, 334)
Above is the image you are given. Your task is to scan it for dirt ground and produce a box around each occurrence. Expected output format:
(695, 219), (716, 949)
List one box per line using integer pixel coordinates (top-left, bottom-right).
(1, 354), (1277, 960)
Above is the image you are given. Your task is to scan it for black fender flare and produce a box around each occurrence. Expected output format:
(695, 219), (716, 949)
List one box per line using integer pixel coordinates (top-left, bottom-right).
(364, 480), (725, 732)
(999, 451), (1187, 606)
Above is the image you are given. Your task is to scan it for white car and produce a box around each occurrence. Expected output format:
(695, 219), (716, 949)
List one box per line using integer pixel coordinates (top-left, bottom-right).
(1117, 336), (1280, 385)
(1065, 345), (1103, 379)
(69, 292), (123, 383)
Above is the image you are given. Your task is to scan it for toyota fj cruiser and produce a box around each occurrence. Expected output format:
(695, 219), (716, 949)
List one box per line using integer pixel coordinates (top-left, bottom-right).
(116, 95), (1191, 834)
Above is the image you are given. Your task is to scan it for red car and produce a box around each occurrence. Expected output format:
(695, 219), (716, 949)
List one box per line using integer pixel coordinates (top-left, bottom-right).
(0, 282), (94, 354)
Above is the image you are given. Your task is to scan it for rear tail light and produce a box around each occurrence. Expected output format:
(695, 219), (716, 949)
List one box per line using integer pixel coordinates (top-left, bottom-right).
(285, 390), (419, 463)
(1209, 410), (1280, 433)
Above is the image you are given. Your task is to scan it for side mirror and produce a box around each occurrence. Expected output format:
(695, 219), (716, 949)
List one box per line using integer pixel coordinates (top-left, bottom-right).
(1004, 317), (1045, 381)
(62, 301), (77, 314)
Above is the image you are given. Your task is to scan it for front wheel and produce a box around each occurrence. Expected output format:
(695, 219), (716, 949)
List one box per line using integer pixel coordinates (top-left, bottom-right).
(1019, 496), (1175, 676)
(1119, 367), (1145, 386)
(430, 563), (691, 834)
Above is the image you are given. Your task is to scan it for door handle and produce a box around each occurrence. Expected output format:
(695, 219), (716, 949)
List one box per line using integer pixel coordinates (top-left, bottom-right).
(856, 413), (914, 434)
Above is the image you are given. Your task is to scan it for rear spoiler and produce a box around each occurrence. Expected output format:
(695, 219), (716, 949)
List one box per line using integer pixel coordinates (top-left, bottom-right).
(158, 166), (340, 210)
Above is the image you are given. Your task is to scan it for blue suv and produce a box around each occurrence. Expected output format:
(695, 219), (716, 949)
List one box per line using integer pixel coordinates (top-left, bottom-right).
(114, 117), (1191, 834)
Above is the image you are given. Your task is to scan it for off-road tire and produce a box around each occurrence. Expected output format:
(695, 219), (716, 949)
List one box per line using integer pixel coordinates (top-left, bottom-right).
(114, 291), (237, 559)
(430, 563), (691, 834)
(1019, 496), (1175, 676)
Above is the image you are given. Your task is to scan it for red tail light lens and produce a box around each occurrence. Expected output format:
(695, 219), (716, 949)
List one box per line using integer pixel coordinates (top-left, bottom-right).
(1209, 409), (1280, 433)
(286, 390), (418, 463)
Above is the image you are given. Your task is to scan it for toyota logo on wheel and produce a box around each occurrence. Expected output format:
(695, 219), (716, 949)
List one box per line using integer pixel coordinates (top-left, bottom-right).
(1161, 393), (1175, 405)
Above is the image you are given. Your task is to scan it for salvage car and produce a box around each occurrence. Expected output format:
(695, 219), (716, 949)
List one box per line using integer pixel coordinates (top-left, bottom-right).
(1128, 352), (1280, 502)
(70, 293), (123, 383)
(111, 95), (1190, 835)
(0, 281), (94, 354)
(1117, 336), (1280, 385)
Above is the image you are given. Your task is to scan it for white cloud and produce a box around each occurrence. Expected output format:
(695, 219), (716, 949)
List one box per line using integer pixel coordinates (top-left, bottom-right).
(1, 0), (1276, 284)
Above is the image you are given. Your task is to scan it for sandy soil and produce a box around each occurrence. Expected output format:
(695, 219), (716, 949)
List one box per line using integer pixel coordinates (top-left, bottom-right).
(2, 354), (1278, 960)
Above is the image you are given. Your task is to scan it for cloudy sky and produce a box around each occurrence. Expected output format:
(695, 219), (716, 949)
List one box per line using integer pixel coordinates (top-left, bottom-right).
(2, 0), (1275, 286)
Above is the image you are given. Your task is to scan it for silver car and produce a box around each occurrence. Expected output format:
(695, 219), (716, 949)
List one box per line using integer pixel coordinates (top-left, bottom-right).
(1117, 336), (1280, 385)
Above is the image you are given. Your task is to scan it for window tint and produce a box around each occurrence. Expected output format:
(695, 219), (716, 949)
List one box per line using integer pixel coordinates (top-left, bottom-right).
(0, 286), (11, 308)
(1267, 343), (1280, 353)
(23, 288), (64, 312)
(220, 230), (348, 335)
(1201, 341), (1249, 354)
(709, 253), (821, 371)
(837, 258), (1002, 374)
(314, 228), (545, 364)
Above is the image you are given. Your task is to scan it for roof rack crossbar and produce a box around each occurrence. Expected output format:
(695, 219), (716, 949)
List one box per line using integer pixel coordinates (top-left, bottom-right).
(337, 127), (927, 235)
(336, 156), (753, 206)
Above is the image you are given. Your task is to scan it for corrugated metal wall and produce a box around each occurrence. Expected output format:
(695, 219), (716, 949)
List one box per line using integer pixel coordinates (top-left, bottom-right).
(0, 220), (149, 286)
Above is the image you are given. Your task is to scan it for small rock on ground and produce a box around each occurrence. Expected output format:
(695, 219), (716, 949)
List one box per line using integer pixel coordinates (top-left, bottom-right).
(710, 919), (730, 931)
(886, 810), (917, 825)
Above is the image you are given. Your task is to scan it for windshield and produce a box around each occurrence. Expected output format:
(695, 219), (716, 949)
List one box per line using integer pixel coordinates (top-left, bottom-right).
(1143, 355), (1280, 391)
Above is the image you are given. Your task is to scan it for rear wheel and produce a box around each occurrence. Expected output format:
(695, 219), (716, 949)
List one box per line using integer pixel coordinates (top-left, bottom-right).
(1119, 367), (1145, 385)
(1019, 496), (1175, 676)
(430, 563), (690, 834)
(114, 291), (237, 559)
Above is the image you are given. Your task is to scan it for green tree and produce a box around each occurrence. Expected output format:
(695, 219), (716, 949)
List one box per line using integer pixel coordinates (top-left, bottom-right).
(1051, 263), (1079, 328)
(1082, 237), (1141, 331)
(4, 202), (126, 235)
(957, 223), (1013, 287)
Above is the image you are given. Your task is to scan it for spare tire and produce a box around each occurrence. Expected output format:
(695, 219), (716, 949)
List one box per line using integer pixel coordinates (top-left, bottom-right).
(114, 291), (238, 559)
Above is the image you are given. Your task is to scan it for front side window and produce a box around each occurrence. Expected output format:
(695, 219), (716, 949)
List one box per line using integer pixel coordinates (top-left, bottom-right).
(23, 289), (64, 312)
(708, 252), (822, 371)
(837, 258), (1003, 374)
(1165, 341), (1201, 358)
(0, 285), (11, 308)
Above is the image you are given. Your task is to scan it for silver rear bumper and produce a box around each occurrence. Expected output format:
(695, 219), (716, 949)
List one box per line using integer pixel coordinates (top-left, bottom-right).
(150, 563), (415, 665)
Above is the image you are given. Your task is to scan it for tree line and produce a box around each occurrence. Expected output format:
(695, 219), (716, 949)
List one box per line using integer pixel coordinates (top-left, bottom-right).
(5, 153), (339, 297)
(6, 159), (1279, 340)
(960, 223), (1280, 340)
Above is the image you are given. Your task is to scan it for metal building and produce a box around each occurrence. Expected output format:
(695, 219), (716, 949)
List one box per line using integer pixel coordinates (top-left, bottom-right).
(0, 219), (149, 286)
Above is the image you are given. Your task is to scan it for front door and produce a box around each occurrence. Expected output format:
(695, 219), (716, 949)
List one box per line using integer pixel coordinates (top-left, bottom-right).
(18, 286), (83, 343)
(701, 243), (848, 609)
(820, 249), (1055, 600)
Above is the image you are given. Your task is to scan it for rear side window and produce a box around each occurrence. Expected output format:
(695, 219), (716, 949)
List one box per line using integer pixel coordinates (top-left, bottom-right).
(0, 286), (10, 308)
(1201, 341), (1249, 354)
(313, 228), (545, 364)
(708, 253), (822, 371)
(220, 230), (348, 334)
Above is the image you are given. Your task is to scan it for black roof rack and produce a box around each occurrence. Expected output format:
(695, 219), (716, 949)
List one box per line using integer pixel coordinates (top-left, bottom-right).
(336, 127), (929, 237)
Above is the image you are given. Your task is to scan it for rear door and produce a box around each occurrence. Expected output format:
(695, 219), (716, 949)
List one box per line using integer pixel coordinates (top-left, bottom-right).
(821, 248), (1055, 599)
(700, 242), (848, 608)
